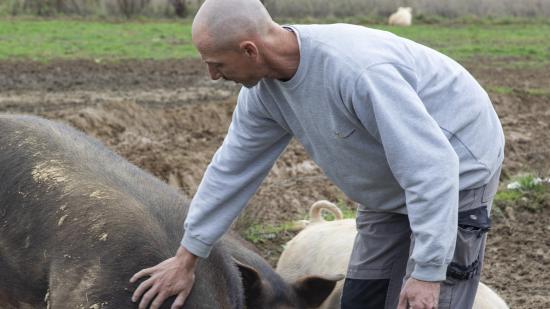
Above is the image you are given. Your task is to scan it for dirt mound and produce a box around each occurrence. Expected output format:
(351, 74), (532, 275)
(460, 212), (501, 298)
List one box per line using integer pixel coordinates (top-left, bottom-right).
(468, 62), (550, 176)
(0, 59), (240, 113)
(50, 100), (344, 225)
(0, 59), (206, 92)
(51, 100), (233, 195)
(484, 206), (550, 308)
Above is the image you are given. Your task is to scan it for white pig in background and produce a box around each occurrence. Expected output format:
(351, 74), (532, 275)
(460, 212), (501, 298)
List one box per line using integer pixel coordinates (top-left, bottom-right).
(388, 7), (413, 26)
(277, 201), (509, 309)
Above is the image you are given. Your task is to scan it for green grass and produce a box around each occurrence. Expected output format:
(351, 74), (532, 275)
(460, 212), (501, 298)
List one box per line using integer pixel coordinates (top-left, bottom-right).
(0, 18), (196, 60)
(0, 18), (549, 65)
(335, 199), (357, 219)
(526, 88), (550, 97)
(376, 24), (550, 65)
(494, 174), (550, 213)
(243, 198), (355, 245)
(495, 189), (523, 203)
(487, 86), (514, 95)
(486, 86), (550, 97)
(243, 222), (297, 245)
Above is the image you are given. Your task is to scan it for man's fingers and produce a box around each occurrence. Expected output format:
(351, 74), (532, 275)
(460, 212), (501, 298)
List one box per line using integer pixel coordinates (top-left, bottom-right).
(150, 291), (170, 309)
(130, 266), (154, 283)
(171, 291), (189, 309)
(397, 293), (408, 309)
(139, 284), (159, 309)
(132, 277), (154, 302)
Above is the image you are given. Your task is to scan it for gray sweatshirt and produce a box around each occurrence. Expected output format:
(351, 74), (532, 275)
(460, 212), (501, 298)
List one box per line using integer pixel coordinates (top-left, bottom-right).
(182, 24), (505, 281)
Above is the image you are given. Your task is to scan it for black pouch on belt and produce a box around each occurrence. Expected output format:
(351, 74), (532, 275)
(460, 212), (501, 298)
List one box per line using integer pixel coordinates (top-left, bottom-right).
(446, 206), (491, 281)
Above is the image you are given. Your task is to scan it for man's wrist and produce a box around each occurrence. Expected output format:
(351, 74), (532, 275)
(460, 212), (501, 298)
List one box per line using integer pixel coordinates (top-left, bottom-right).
(176, 245), (199, 269)
(181, 233), (213, 258)
(411, 263), (448, 281)
(409, 277), (442, 284)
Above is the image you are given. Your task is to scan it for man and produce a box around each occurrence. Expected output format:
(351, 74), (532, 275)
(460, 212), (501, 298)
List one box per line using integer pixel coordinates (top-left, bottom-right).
(130, 0), (505, 308)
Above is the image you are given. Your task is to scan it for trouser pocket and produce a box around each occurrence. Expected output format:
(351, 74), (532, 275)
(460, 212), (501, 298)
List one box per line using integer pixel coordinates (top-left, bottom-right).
(341, 278), (389, 309)
(446, 206), (491, 281)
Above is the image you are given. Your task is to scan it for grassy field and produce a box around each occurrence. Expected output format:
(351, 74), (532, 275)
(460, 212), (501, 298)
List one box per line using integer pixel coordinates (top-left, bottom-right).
(0, 18), (195, 60)
(0, 18), (549, 66)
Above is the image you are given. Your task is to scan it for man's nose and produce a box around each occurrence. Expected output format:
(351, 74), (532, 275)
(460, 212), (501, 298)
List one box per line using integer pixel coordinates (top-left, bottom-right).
(208, 65), (222, 80)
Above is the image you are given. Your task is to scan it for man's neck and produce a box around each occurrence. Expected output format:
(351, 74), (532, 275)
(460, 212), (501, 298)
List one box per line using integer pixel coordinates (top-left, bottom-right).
(263, 26), (300, 81)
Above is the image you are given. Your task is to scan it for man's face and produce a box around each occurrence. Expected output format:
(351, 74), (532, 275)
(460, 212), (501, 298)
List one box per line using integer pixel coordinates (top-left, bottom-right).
(200, 48), (262, 88)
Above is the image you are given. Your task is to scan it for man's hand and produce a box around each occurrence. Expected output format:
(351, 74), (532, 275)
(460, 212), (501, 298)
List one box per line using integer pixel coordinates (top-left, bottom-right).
(130, 246), (198, 309)
(397, 277), (440, 309)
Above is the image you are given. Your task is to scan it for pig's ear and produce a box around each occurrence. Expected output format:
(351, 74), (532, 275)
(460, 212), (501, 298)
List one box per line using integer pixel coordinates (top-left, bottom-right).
(234, 258), (264, 298)
(293, 274), (345, 308)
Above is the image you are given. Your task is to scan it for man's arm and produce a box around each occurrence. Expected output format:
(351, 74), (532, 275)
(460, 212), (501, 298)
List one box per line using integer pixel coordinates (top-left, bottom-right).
(130, 88), (291, 308)
(182, 89), (292, 258)
(352, 64), (459, 306)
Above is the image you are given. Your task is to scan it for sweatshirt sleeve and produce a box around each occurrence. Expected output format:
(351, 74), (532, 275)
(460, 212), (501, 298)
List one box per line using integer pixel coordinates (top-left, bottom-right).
(352, 64), (459, 281)
(181, 88), (291, 258)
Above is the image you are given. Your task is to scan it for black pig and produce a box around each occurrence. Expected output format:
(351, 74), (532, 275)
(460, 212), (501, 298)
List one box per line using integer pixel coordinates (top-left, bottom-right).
(0, 115), (338, 309)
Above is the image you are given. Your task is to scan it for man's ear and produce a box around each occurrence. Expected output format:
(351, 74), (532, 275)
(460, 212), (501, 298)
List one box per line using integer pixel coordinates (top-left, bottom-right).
(240, 41), (259, 58)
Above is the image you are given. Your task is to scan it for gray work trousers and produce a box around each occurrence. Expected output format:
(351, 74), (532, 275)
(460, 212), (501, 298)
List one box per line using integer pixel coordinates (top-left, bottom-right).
(345, 168), (501, 309)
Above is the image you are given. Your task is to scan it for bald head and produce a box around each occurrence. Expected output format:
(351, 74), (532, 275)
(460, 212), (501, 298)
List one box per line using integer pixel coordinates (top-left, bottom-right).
(192, 0), (274, 51)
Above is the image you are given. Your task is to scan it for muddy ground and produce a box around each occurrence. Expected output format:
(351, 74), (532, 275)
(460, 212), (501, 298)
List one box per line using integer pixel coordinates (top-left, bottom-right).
(1, 58), (549, 308)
